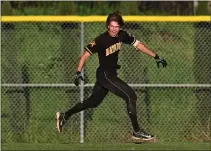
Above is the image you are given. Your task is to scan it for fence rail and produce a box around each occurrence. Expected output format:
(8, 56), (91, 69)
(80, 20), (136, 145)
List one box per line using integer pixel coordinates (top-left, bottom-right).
(1, 83), (211, 88)
(2, 16), (211, 22)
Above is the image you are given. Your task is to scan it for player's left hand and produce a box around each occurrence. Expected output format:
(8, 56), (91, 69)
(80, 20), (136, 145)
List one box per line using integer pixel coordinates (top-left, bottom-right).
(154, 54), (167, 68)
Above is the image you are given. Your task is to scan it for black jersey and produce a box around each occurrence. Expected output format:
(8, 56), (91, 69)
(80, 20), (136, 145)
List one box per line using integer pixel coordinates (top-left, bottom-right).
(85, 30), (137, 70)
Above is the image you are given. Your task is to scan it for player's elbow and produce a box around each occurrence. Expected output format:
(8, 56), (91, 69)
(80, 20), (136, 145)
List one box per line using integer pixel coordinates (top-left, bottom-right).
(80, 51), (90, 61)
(80, 55), (87, 62)
(136, 42), (145, 51)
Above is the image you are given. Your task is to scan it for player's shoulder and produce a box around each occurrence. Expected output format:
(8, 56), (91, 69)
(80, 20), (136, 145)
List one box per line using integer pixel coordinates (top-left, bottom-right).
(118, 29), (130, 36)
(94, 31), (108, 42)
(119, 29), (125, 35)
(119, 29), (129, 34)
(99, 31), (109, 38)
(119, 29), (135, 38)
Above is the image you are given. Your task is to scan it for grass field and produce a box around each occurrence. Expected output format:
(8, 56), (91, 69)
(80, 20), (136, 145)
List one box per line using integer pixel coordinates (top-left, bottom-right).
(2, 142), (211, 150)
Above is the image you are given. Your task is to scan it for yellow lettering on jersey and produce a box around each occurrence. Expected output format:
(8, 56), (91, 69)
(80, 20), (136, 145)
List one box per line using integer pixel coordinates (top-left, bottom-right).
(106, 42), (122, 56)
(106, 48), (109, 56)
(116, 42), (121, 50)
(109, 48), (113, 54)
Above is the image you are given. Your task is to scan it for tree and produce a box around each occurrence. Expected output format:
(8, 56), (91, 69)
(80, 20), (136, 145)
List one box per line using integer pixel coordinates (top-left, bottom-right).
(138, 1), (194, 15)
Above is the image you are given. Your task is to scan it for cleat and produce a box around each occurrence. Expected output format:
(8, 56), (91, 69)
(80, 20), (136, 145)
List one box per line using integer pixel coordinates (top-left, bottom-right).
(56, 112), (66, 133)
(132, 130), (156, 143)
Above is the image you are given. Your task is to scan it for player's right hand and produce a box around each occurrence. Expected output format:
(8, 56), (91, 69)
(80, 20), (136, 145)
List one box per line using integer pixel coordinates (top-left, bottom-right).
(74, 71), (84, 86)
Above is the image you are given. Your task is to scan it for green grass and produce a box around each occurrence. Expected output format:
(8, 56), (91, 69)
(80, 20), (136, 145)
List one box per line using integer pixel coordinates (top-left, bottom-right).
(2, 142), (210, 150)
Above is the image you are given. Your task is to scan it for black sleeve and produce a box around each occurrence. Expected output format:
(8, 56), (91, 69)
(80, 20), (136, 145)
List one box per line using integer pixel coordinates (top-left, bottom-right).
(84, 38), (98, 55)
(121, 30), (136, 45)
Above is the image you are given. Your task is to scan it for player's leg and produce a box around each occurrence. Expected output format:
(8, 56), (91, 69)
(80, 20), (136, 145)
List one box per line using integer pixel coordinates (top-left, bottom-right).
(56, 82), (108, 133)
(100, 71), (155, 141)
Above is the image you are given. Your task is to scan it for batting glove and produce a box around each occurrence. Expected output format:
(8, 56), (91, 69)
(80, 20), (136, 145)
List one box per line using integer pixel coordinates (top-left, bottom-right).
(154, 54), (167, 68)
(74, 71), (84, 86)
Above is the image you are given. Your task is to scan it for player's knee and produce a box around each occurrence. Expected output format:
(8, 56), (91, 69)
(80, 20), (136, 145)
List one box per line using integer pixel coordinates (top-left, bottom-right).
(84, 99), (101, 108)
(75, 102), (86, 110)
(83, 94), (102, 109)
(89, 102), (101, 108)
(129, 92), (137, 102)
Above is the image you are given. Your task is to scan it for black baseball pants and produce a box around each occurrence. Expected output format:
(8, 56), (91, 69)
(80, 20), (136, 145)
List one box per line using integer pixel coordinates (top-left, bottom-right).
(64, 68), (141, 132)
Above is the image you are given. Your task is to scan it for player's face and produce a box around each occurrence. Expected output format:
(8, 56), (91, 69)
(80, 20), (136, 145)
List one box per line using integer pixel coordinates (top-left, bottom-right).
(108, 21), (120, 37)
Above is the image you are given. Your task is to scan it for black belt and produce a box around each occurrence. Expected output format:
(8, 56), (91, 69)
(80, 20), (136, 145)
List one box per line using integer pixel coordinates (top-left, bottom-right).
(99, 65), (121, 70)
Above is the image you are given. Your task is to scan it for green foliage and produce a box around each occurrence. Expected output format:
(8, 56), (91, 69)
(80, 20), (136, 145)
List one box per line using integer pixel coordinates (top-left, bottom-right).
(119, 2), (139, 15)
(2, 1), (13, 15)
(196, 1), (211, 15)
(4, 1), (197, 16)
(25, 7), (59, 15)
(58, 1), (76, 15)
(92, 2), (114, 15)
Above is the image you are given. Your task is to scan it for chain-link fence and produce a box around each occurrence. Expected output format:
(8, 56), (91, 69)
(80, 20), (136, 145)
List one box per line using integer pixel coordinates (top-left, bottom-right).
(1, 21), (211, 144)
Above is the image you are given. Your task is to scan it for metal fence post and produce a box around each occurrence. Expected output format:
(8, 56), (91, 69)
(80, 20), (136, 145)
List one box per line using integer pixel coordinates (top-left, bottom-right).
(80, 22), (85, 143)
